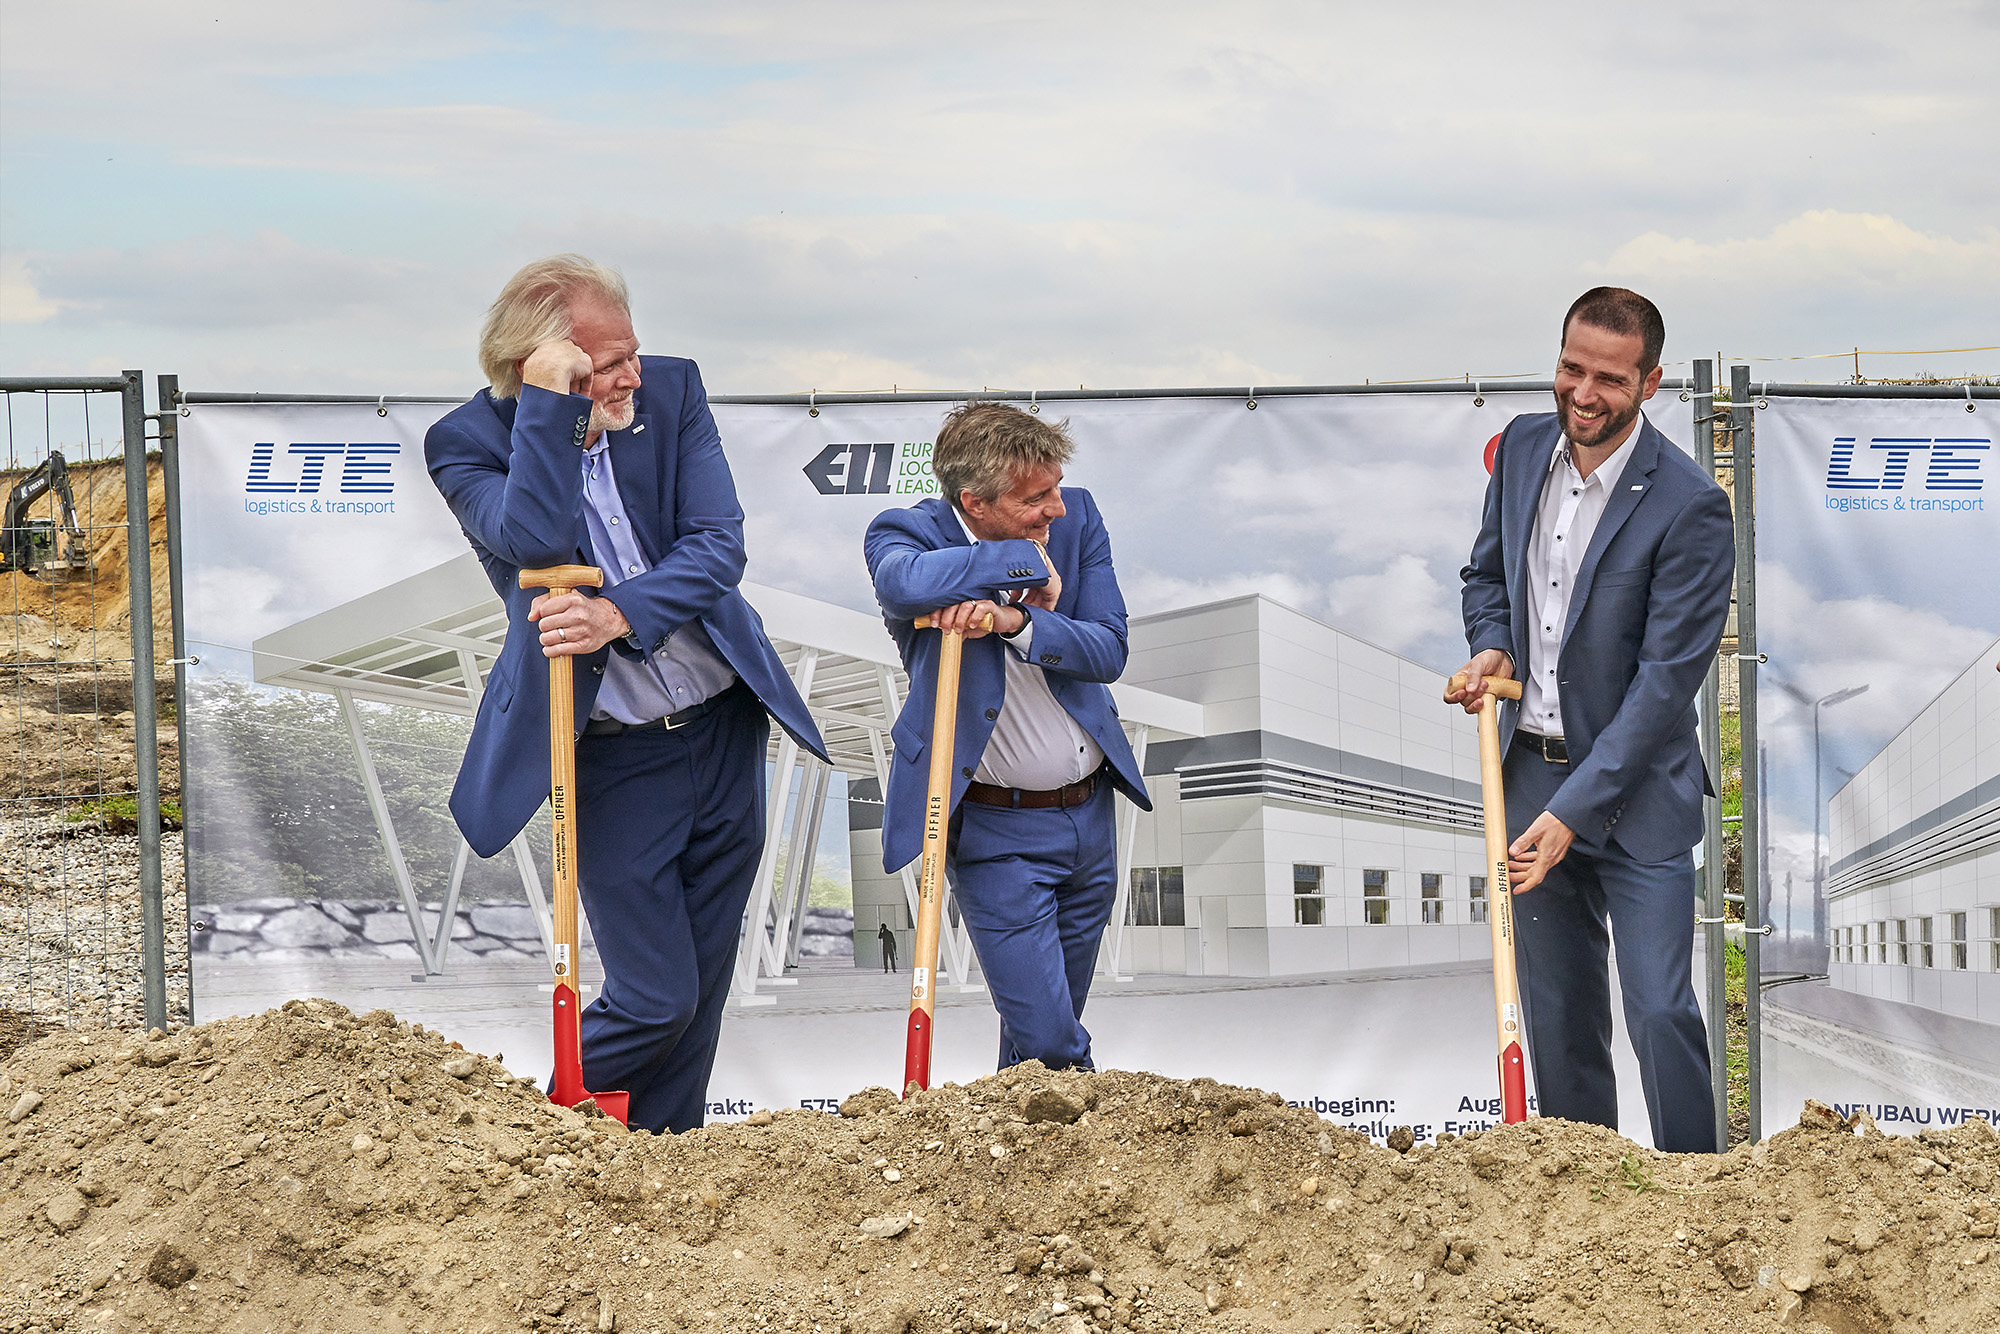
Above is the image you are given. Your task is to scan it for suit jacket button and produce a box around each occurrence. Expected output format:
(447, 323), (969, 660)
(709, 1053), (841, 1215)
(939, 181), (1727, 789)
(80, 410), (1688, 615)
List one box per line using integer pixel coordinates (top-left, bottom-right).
(961, 766), (973, 778)
(592, 665), (603, 675)
(985, 708), (998, 720)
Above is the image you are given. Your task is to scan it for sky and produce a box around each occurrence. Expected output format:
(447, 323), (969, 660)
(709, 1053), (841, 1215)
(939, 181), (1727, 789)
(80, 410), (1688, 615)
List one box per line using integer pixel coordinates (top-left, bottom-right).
(3, 0), (1997, 397)
(8, 1), (1996, 941)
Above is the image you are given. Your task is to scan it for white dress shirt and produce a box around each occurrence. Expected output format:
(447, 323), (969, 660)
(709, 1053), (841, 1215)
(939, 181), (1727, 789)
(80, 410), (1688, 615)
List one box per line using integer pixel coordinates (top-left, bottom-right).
(952, 508), (1105, 790)
(1520, 426), (1640, 736)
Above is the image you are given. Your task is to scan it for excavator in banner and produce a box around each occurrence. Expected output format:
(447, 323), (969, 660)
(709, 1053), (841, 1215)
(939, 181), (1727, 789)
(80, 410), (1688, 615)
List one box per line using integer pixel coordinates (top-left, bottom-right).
(1, 451), (94, 583)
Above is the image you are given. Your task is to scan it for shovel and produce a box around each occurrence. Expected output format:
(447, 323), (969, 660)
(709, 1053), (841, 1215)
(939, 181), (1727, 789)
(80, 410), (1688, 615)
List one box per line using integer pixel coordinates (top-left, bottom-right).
(1446, 670), (1528, 1125)
(902, 610), (989, 1094)
(521, 563), (630, 1126)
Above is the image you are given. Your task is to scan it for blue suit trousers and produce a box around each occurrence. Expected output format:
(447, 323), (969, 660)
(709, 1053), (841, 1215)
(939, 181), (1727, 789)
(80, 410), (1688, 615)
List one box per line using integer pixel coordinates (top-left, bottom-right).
(948, 780), (1118, 1071)
(1505, 745), (1715, 1153)
(573, 683), (768, 1134)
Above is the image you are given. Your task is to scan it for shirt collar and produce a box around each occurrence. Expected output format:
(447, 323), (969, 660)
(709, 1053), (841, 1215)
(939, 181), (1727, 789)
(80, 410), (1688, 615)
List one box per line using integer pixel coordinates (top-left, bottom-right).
(1551, 420), (1642, 492)
(951, 504), (980, 546)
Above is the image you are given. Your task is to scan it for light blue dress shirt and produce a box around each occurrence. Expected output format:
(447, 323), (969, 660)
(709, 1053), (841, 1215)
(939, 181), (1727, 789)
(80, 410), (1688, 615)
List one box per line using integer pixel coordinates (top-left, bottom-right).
(580, 433), (737, 724)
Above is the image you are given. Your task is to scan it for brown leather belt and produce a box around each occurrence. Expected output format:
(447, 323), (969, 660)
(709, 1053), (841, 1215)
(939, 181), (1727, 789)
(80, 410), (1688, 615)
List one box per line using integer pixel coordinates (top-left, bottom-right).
(962, 771), (1099, 810)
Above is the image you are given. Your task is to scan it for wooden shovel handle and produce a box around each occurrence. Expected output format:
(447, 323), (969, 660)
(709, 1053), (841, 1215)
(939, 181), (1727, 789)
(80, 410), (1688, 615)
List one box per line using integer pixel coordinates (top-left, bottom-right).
(913, 611), (995, 631)
(520, 563), (605, 594)
(1446, 671), (1523, 701)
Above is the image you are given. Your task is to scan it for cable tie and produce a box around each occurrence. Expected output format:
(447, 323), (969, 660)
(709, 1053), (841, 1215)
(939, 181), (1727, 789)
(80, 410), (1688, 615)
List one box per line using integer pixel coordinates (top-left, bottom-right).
(1245, 386), (1257, 410)
(808, 389), (818, 419)
(1735, 651), (1767, 663)
(376, 395), (388, 418)
(1029, 388), (1039, 414)
(1472, 380), (1484, 407)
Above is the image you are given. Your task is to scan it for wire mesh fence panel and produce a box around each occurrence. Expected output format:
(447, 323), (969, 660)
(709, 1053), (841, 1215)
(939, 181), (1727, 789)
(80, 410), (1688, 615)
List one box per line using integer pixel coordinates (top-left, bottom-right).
(1, 381), (182, 1048)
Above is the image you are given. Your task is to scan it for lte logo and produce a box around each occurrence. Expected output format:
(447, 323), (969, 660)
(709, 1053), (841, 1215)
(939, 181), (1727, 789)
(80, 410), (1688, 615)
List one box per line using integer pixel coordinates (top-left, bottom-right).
(1825, 437), (1988, 491)
(247, 442), (399, 494)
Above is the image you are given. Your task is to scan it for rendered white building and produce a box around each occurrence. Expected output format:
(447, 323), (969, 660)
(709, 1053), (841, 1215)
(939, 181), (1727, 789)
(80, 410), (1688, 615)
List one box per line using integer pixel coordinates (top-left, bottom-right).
(1824, 636), (2000, 1024)
(851, 595), (1496, 979)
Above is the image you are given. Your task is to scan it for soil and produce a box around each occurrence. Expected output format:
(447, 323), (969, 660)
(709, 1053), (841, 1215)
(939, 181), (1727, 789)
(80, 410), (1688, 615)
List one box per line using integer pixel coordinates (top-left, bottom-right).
(3, 1000), (1995, 1334)
(3, 457), (180, 811)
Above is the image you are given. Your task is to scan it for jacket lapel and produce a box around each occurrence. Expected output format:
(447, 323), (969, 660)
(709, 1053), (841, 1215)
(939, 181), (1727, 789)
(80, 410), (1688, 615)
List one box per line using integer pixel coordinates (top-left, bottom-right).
(924, 495), (971, 550)
(1562, 419), (1662, 644)
(1506, 419), (1560, 669)
(607, 414), (660, 564)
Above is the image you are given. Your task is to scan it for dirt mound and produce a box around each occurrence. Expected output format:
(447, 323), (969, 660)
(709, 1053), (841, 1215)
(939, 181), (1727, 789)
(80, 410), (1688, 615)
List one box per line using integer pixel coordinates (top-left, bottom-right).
(2, 1000), (1995, 1334)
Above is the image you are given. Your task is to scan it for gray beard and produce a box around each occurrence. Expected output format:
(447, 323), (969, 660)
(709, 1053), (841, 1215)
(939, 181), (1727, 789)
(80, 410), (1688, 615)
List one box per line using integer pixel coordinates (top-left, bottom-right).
(589, 399), (636, 434)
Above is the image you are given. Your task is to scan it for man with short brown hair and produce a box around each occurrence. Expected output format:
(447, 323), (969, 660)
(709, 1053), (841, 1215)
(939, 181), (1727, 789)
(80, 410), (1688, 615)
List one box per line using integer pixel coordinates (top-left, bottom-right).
(866, 402), (1150, 1072)
(1447, 287), (1734, 1152)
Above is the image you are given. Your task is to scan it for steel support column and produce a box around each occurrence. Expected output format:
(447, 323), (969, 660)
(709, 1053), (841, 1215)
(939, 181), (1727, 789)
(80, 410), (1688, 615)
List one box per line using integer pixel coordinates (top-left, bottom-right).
(122, 370), (169, 1030)
(1100, 723), (1150, 978)
(1731, 364), (1765, 1142)
(334, 687), (440, 976)
(1694, 359), (1731, 1149)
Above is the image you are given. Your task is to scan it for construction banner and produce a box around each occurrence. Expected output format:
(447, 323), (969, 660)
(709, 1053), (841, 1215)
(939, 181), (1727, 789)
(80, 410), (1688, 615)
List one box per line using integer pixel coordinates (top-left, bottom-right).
(177, 381), (1714, 1147)
(1750, 395), (2000, 1133)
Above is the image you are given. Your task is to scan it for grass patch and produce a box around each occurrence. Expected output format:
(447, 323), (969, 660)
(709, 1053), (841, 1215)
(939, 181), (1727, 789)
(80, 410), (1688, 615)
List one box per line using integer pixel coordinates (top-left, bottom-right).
(1726, 939), (1750, 1146)
(64, 794), (183, 832)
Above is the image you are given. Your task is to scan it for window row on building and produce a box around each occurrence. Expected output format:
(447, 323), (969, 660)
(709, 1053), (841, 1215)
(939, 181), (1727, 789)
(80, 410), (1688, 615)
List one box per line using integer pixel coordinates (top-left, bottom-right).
(1835, 907), (2000, 971)
(1124, 864), (1496, 929)
(1308, 866), (1489, 927)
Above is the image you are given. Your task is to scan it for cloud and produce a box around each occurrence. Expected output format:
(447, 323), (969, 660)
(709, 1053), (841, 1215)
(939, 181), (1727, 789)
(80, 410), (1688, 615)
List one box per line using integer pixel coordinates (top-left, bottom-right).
(1323, 555), (1452, 656)
(1755, 561), (1997, 772)
(1604, 211), (2000, 297)
(1120, 569), (1325, 621)
(21, 231), (437, 331)
(0, 259), (61, 324)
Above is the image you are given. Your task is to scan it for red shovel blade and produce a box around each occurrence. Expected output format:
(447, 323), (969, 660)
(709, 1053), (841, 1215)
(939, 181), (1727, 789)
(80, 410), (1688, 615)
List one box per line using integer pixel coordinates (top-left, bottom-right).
(551, 983), (630, 1126)
(902, 1010), (932, 1096)
(1498, 1040), (1527, 1125)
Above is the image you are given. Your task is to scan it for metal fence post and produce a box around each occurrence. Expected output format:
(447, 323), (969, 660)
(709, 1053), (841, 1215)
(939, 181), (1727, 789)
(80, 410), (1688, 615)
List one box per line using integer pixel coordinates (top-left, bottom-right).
(122, 370), (167, 1031)
(1693, 359), (1730, 1148)
(156, 374), (193, 1011)
(1730, 363), (1763, 1141)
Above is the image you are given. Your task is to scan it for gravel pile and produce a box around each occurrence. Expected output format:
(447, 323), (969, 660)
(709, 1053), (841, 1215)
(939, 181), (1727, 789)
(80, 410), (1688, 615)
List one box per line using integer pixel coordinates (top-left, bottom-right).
(0, 816), (188, 1032)
(3, 998), (1995, 1333)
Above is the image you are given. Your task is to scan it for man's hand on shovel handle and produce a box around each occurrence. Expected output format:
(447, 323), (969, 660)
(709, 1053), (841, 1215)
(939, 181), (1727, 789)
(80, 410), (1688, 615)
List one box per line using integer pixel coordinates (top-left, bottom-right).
(1507, 809), (1574, 894)
(1445, 648), (1515, 714)
(530, 590), (632, 657)
(930, 599), (1018, 639)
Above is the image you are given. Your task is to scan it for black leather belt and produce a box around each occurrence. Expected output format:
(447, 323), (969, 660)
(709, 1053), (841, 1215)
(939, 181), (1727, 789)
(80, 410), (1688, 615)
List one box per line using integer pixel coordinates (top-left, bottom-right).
(963, 766), (1103, 810)
(1514, 732), (1570, 764)
(582, 684), (739, 736)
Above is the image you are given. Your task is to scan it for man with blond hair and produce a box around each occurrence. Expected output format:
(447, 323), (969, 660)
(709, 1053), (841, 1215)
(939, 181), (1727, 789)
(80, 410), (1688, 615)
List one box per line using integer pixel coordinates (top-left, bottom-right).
(426, 254), (826, 1133)
(866, 402), (1149, 1072)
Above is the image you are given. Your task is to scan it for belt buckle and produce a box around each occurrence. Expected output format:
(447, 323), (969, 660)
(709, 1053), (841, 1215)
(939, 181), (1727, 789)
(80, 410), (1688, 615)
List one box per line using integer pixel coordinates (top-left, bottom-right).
(1541, 735), (1569, 764)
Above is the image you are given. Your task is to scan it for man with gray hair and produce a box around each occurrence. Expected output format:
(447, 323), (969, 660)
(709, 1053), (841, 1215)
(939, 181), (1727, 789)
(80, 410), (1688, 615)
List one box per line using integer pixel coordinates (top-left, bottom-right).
(425, 254), (826, 1133)
(866, 402), (1150, 1073)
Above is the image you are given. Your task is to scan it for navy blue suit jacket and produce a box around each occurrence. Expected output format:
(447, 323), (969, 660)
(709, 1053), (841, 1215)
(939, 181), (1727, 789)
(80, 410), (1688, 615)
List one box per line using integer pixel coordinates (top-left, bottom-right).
(1461, 412), (1734, 862)
(865, 491), (1151, 873)
(425, 356), (827, 858)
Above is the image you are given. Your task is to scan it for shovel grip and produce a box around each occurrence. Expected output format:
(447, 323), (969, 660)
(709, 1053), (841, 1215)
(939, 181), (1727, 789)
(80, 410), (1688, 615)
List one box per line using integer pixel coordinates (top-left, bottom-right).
(520, 563), (605, 594)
